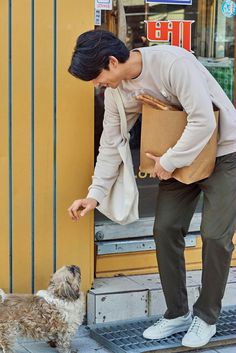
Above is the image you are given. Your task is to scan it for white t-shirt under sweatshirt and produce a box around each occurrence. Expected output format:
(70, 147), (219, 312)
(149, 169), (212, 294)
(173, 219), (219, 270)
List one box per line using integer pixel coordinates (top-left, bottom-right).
(87, 45), (236, 204)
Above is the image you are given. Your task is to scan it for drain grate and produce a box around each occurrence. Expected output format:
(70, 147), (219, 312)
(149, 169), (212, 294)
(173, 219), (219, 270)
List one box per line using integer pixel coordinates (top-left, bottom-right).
(89, 306), (236, 353)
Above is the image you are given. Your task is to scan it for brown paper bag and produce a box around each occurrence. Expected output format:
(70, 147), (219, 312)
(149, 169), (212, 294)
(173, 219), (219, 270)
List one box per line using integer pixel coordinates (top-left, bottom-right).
(140, 104), (219, 184)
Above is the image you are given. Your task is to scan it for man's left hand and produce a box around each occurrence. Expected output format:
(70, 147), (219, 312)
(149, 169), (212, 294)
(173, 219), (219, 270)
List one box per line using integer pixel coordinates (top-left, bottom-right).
(146, 153), (172, 180)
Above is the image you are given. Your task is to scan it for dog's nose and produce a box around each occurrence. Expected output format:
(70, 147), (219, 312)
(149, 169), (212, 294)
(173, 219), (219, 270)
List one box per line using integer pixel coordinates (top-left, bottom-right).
(69, 265), (80, 276)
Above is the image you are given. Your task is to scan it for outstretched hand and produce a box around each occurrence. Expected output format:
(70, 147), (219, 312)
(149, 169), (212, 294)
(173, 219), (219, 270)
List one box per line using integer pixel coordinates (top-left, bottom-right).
(68, 198), (98, 221)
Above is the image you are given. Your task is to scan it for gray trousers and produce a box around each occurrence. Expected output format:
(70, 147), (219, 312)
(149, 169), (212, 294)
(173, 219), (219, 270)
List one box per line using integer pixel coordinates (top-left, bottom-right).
(153, 152), (236, 325)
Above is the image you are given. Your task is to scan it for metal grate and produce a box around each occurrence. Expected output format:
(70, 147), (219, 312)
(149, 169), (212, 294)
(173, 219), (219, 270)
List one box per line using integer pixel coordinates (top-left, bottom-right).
(89, 306), (236, 353)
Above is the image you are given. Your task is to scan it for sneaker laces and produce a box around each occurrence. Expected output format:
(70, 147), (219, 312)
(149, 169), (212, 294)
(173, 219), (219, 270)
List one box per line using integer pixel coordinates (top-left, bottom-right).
(153, 317), (169, 328)
(188, 316), (206, 335)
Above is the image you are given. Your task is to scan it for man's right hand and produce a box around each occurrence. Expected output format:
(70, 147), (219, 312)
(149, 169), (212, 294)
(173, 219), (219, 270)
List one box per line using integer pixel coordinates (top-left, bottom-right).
(67, 198), (98, 221)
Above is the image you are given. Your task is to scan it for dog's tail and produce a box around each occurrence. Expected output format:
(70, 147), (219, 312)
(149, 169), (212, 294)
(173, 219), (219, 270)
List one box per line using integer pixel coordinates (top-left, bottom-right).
(0, 288), (6, 303)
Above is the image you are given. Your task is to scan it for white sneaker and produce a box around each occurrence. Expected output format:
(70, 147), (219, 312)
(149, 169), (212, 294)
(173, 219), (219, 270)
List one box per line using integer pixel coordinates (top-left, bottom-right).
(182, 316), (216, 348)
(143, 312), (192, 340)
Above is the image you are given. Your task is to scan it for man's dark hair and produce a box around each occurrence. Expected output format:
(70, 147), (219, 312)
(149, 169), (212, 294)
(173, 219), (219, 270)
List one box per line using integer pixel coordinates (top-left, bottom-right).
(68, 30), (130, 81)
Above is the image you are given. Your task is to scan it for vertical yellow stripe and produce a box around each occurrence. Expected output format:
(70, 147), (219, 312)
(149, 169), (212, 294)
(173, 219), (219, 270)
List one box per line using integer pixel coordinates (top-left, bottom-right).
(57, 0), (94, 292)
(34, 0), (54, 291)
(0, 1), (10, 292)
(12, 0), (31, 292)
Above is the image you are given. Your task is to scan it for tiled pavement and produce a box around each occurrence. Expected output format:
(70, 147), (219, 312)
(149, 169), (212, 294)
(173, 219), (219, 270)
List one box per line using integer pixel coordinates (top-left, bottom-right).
(15, 326), (110, 353)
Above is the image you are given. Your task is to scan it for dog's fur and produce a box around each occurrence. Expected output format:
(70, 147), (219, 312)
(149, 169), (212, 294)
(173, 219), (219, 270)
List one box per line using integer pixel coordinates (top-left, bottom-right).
(0, 265), (85, 353)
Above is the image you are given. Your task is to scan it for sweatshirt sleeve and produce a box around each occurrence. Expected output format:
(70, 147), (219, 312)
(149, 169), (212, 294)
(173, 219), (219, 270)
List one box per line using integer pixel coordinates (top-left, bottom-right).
(160, 57), (217, 173)
(87, 88), (123, 204)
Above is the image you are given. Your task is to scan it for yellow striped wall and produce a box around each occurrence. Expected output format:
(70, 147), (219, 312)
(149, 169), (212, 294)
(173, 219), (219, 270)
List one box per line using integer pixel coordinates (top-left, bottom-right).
(0, 0), (94, 294)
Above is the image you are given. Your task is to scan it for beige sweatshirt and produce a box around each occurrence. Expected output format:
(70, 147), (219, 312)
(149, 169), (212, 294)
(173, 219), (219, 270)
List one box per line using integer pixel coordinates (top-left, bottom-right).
(87, 45), (236, 204)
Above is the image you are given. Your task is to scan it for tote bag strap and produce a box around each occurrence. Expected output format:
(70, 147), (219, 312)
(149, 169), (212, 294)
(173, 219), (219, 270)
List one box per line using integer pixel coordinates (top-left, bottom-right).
(113, 88), (128, 140)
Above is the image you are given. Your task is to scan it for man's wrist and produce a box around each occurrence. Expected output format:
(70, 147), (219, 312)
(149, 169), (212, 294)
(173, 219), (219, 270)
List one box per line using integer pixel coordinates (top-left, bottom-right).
(160, 155), (176, 173)
(87, 188), (105, 205)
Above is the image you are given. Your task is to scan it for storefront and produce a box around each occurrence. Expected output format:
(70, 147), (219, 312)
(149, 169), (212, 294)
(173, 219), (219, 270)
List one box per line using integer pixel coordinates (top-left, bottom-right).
(94, 0), (236, 277)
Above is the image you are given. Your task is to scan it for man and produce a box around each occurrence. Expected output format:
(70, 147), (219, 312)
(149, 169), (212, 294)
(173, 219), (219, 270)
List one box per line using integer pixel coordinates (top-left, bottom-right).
(67, 30), (236, 348)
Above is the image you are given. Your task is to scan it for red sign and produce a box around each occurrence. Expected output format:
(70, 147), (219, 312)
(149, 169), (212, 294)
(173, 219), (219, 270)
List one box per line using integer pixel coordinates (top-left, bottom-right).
(146, 20), (195, 52)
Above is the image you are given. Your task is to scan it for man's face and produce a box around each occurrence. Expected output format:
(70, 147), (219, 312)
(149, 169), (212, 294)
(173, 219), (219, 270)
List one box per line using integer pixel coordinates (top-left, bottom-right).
(92, 56), (124, 89)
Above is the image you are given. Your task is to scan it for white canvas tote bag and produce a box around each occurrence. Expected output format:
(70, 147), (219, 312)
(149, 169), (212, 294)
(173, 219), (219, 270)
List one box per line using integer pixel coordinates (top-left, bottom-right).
(97, 88), (139, 225)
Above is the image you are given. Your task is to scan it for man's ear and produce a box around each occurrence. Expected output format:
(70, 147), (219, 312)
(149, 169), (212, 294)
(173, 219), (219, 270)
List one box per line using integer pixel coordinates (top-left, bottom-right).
(108, 56), (119, 69)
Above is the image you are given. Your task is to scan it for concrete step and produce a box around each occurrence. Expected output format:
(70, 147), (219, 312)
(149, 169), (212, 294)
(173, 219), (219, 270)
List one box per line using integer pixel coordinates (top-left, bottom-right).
(87, 267), (236, 325)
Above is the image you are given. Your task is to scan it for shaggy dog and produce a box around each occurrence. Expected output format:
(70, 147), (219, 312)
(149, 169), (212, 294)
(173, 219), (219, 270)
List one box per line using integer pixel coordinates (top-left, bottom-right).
(0, 265), (85, 353)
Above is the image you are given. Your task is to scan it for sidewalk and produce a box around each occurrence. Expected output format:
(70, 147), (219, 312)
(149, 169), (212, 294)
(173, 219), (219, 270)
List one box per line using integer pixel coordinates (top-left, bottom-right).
(16, 326), (109, 353)
(15, 325), (236, 353)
